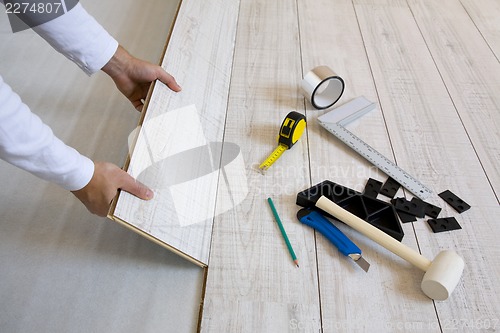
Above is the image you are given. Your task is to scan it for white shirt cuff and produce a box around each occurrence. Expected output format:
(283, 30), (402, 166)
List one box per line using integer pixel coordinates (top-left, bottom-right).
(32, 3), (119, 75)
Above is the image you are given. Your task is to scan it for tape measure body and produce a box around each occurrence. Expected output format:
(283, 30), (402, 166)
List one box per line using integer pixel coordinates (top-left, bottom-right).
(259, 111), (306, 171)
(278, 111), (306, 148)
(319, 121), (432, 199)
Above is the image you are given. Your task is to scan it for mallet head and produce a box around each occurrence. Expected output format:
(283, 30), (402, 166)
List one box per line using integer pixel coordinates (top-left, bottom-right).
(421, 250), (465, 300)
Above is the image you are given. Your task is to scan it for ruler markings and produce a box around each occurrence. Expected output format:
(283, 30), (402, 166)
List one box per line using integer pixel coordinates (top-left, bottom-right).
(319, 120), (432, 200)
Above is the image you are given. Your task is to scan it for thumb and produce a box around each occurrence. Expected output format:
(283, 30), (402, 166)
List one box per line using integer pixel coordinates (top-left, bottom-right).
(119, 171), (154, 200)
(156, 67), (182, 92)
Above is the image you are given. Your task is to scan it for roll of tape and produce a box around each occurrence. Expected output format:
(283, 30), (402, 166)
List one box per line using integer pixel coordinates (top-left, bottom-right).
(301, 66), (345, 109)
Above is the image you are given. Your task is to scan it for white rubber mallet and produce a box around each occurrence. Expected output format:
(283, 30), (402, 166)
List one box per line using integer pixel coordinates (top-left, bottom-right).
(316, 196), (464, 300)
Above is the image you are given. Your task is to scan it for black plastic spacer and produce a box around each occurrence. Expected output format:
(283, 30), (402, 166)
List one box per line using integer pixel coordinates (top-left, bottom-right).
(427, 217), (462, 233)
(438, 190), (471, 214)
(380, 177), (401, 199)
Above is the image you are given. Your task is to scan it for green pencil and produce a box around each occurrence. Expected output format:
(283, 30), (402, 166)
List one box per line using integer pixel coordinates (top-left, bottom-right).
(267, 197), (299, 267)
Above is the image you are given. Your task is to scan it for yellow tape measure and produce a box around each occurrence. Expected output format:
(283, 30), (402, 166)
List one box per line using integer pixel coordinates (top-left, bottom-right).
(259, 111), (307, 171)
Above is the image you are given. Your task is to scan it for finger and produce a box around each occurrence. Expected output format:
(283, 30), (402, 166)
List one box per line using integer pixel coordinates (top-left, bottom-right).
(118, 171), (154, 201)
(156, 68), (182, 92)
(132, 100), (144, 112)
(134, 103), (143, 112)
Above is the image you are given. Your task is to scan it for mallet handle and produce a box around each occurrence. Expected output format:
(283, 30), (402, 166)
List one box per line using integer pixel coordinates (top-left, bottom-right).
(316, 196), (432, 271)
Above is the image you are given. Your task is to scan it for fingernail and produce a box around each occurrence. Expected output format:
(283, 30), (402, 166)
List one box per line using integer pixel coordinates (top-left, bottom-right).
(146, 189), (154, 200)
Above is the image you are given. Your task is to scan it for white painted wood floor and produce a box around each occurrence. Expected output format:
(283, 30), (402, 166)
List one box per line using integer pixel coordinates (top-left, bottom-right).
(196, 0), (499, 331)
(113, 0), (500, 331)
(1, 0), (499, 332)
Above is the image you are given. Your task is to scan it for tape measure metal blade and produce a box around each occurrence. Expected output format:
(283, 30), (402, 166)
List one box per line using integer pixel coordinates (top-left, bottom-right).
(259, 144), (288, 171)
(320, 121), (432, 200)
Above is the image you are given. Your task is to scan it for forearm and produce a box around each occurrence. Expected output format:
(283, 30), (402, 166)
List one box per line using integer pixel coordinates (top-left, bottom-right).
(0, 75), (94, 191)
(101, 45), (133, 79)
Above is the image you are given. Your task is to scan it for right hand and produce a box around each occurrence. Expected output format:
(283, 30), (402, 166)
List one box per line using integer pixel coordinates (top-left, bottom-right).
(102, 45), (182, 112)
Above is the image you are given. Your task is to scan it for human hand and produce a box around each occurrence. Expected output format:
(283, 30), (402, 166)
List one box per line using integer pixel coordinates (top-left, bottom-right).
(102, 45), (181, 111)
(72, 161), (153, 217)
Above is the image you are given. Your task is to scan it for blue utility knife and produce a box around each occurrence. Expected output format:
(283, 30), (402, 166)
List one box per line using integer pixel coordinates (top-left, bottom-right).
(297, 208), (370, 272)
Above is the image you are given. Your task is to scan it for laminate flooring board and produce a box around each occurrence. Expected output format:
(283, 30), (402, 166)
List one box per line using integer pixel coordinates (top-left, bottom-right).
(297, 2), (396, 213)
(353, 0), (500, 327)
(404, 0), (500, 322)
(111, 0), (241, 266)
(459, 0), (500, 61)
(200, 0), (321, 331)
(407, 0), (500, 199)
(298, 1), (439, 331)
(0, 1), (204, 333)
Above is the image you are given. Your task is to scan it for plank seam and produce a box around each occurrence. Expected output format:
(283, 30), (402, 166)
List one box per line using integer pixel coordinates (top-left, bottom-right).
(295, 1), (324, 330)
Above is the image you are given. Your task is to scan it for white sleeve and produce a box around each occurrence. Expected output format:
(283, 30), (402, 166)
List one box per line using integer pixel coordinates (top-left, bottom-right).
(0, 75), (95, 191)
(32, 3), (119, 75)
(0, 3), (119, 190)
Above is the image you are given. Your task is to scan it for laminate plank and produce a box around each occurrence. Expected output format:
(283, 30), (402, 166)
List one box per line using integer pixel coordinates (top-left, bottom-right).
(200, 0), (321, 331)
(408, 0), (500, 199)
(403, 0), (500, 325)
(354, 0), (500, 328)
(110, 0), (241, 266)
(298, 0), (440, 331)
(460, 0), (500, 61)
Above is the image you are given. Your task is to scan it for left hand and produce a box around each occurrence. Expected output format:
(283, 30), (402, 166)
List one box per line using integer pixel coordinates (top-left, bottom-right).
(102, 45), (181, 111)
(72, 161), (154, 217)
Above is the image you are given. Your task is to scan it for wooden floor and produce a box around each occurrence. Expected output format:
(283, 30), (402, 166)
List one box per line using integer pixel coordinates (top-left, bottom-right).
(1, 0), (499, 332)
(197, 0), (500, 331)
(114, 0), (500, 331)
